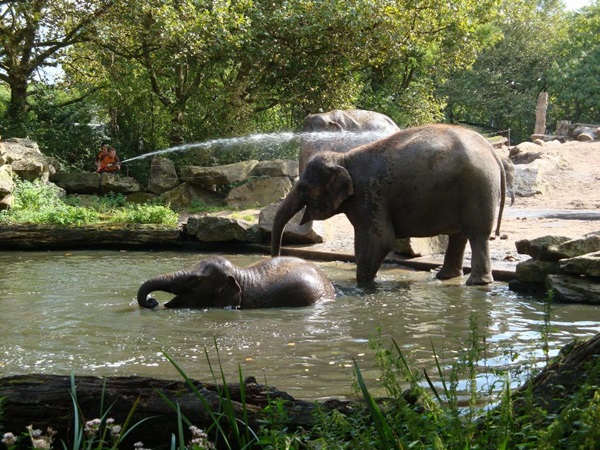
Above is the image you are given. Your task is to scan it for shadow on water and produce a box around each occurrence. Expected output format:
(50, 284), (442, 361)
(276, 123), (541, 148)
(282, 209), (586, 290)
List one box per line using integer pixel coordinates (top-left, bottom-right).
(1, 250), (599, 399)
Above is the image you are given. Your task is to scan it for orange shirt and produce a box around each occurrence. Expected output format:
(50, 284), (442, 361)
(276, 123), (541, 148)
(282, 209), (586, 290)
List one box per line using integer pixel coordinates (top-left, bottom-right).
(97, 153), (120, 173)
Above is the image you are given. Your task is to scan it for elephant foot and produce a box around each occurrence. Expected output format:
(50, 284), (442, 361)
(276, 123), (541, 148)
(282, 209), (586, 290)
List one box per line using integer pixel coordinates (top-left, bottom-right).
(466, 273), (494, 285)
(436, 267), (463, 280)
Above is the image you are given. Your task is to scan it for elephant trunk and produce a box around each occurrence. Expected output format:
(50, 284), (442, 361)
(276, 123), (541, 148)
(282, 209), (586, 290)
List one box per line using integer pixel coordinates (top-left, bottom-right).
(271, 189), (304, 256)
(137, 274), (177, 308)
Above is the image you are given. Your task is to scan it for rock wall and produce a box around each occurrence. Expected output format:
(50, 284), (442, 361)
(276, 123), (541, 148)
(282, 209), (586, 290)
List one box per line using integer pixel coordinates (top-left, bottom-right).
(0, 138), (58, 210)
(509, 234), (600, 304)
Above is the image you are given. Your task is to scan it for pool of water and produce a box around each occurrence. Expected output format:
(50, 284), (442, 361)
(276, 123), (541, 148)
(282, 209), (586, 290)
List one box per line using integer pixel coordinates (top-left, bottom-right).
(1, 250), (598, 399)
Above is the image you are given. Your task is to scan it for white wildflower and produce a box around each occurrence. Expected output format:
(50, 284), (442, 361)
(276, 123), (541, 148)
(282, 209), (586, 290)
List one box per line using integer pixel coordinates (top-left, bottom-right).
(2, 432), (17, 446)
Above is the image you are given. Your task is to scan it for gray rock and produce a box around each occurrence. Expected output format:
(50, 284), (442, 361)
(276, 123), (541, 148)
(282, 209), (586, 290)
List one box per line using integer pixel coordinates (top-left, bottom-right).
(393, 235), (449, 257)
(50, 172), (141, 195)
(546, 274), (600, 304)
(99, 173), (142, 194)
(515, 258), (562, 283)
(560, 251), (600, 278)
(250, 160), (299, 178)
(186, 212), (262, 243)
(0, 193), (13, 211)
(511, 152), (543, 164)
(51, 172), (104, 194)
(552, 235), (600, 259)
(225, 177), (293, 208)
(259, 201), (333, 244)
(510, 141), (543, 156)
(125, 192), (160, 204)
(179, 160), (258, 187)
(513, 160), (549, 197)
(0, 164), (14, 196)
(515, 235), (572, 260)
(162, 182), (224, 210)
(147, 157), (179, 194)
(0, 138), (56, 182)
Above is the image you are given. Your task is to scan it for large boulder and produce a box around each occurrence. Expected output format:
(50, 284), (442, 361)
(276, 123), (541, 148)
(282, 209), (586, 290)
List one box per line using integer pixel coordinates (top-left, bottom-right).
(0, 193), (14, 210)
(515, 235), (573, 261)
(225, 177), (293, 208)
(179, 160), (259, 187)
(513, 160), (549, 197)
(50, 172), (142, 195)
(146, 157), (179, 194)
(186, 211), (262, 243)
(546, 274), (600, 304)
(0, 138), (56, 182)
(99, 173), (142, 194)
(0, 164), (13, 196)
(250, 160), (299, 178)
(259, 201), (333, 244)
(553, 235), (600, 260)
(50, 172), (103, 194)
(515, 259), (562, 283)
(560, 251), (600, 278)
(393, 235), (449, 258)
(162, 182), (224, 209)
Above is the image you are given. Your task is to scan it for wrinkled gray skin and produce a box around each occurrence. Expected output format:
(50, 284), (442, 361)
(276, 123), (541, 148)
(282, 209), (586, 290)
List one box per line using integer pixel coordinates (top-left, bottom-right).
(299, 109), (401, 172)
(272, 124), (506, 285)
(500, 156), (516, 206)
(137, 256), (334, 309)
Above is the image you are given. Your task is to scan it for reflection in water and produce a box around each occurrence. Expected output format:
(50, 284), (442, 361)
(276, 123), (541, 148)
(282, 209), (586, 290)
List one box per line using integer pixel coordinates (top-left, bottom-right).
(0, 250), (598, 399)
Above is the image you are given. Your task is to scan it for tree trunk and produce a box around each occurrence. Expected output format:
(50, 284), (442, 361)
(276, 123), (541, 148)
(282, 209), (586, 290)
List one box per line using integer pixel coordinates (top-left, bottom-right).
(0, 374), (355, 448)
(5, 72), (31, 137)
(534, 91), (549, 135)
(512, 332), (600, 417)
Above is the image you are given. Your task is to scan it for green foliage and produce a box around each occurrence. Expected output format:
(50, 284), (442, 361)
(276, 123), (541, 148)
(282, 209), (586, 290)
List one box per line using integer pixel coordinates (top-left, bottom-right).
(0, 178), (100, 226)
(108, 204), (178, 225)
(440, 0), (568, 142)
(0, 178), (178, 226)
(550, 1), (600, 123)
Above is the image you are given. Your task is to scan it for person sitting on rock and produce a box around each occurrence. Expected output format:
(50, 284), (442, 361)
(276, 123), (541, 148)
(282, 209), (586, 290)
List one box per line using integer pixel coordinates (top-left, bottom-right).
(97, 147), (121, 173)
(95, 141), (109, 172)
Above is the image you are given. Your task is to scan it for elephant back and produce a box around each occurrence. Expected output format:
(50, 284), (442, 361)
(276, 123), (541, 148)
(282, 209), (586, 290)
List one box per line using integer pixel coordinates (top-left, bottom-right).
(240, 257), (334, 308)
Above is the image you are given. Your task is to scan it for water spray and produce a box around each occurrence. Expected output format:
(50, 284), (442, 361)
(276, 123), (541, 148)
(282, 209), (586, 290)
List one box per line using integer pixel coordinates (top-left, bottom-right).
(119, 130), (395, 164)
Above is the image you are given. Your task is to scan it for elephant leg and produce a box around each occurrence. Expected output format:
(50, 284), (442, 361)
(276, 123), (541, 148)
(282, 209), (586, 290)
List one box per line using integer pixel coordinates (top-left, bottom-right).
(466, 234), (494, 285)
(437, 233), (468, 280)
(354, 225), (394, 282)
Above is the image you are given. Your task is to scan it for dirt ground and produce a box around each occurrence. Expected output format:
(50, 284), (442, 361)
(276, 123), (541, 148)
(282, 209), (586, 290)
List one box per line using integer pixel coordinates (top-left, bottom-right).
(306, 140), (600, 268)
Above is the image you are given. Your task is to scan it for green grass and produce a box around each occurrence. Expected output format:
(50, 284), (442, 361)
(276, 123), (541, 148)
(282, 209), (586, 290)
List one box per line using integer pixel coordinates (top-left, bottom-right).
(0, 178), (178, 226)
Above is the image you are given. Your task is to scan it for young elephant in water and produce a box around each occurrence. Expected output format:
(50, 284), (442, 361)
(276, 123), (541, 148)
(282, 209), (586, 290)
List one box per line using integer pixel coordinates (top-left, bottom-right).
(137, 256), (335, 309)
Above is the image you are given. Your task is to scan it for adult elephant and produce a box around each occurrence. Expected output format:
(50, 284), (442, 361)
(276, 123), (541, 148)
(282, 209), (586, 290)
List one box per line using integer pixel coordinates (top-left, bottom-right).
(299, 109), (400, 172)
(137, 256), (334, 309)
(272, 124), (506, 285)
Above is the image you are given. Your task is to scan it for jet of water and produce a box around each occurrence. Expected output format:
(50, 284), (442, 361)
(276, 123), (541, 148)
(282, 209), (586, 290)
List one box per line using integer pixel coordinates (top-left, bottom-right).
(119, 130), (396, 164)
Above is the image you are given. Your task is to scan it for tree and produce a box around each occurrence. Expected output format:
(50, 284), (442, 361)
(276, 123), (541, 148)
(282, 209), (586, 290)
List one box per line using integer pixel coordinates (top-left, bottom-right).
(440, 0), (568, 142)
(0, 0), (115, 137)
(68, 0), (502, 153)
(550, 0), (600, 123)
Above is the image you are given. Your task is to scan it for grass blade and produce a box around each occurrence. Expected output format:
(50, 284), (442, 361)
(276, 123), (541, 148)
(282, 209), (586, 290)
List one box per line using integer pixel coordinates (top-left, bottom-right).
(353, 358), (403, 450)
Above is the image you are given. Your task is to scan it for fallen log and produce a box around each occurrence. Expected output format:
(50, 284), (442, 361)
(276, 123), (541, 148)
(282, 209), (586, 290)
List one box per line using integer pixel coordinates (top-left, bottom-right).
(512, 332), (600, 416)
(0, 374), (354, 448)
(0, 223), (182, 250)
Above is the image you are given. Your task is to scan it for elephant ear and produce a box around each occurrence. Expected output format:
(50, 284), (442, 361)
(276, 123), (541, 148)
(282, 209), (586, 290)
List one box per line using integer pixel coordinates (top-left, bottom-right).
(214, 276), (242, 309)
(326, 164), (354, 210)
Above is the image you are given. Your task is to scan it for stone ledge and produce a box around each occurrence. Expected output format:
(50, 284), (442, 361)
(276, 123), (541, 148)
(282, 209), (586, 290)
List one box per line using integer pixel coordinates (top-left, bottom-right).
(0, 223), (182, 250)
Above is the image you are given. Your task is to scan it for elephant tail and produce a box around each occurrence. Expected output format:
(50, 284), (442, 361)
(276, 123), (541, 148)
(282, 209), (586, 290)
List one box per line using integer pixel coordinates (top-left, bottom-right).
(495, 156), (507, 237)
